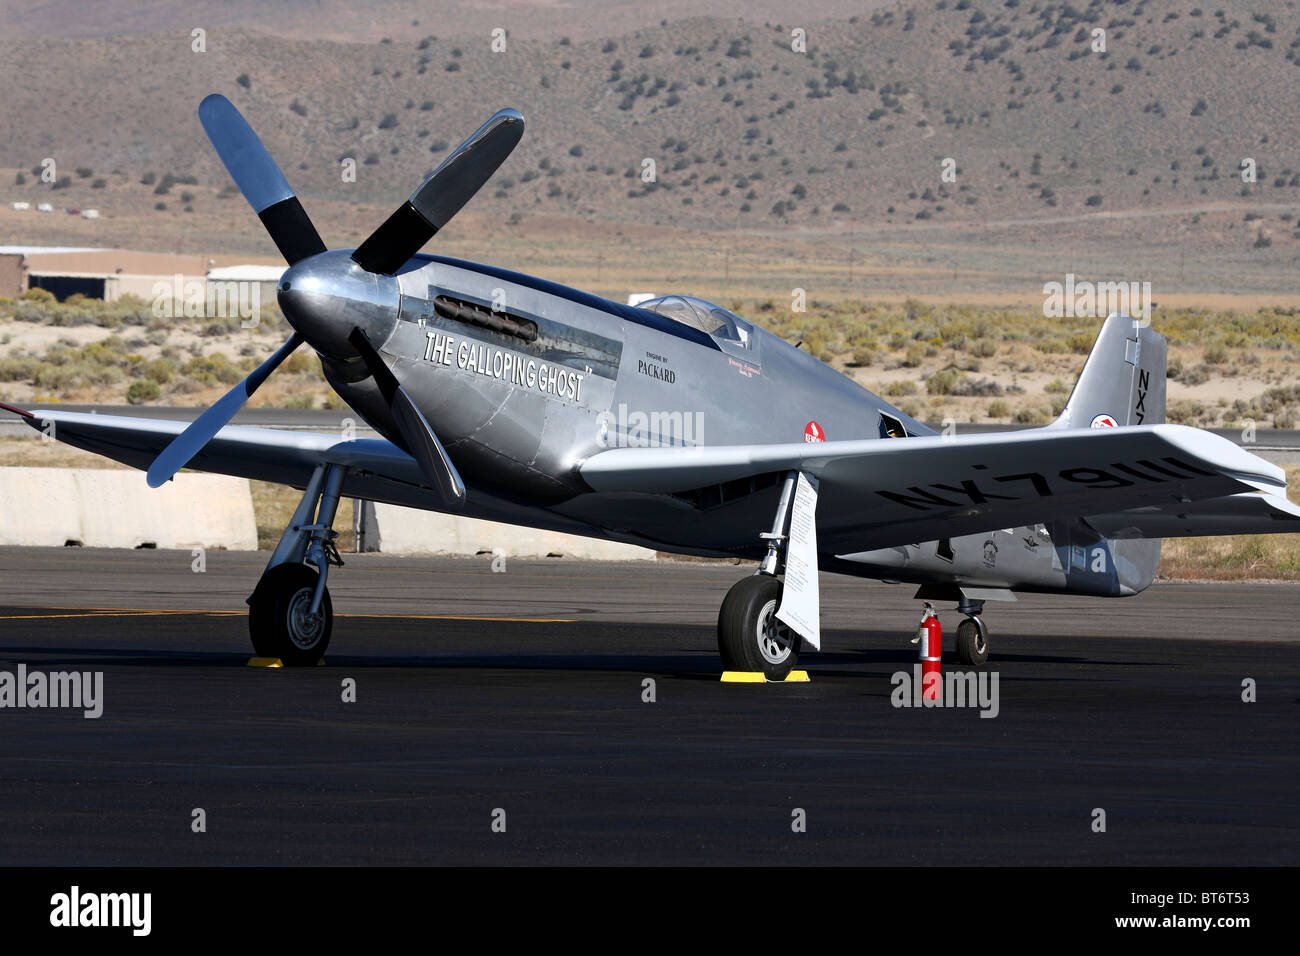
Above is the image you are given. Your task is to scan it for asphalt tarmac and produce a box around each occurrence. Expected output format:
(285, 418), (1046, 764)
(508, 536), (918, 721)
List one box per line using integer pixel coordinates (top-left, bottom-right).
(0, 546), (1296, 865)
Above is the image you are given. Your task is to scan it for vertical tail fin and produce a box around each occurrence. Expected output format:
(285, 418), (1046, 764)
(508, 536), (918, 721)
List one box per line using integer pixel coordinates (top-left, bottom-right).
(1050, 313), (1167, 594)
(1053, 313), (1166, 429)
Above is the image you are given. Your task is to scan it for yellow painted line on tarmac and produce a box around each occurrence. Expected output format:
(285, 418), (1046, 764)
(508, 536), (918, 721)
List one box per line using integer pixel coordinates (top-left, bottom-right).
(0, 608), (572, 623)
(0, 609), (237, 620)
(335, 612), (573, 622)
(0, 613), (244, 621)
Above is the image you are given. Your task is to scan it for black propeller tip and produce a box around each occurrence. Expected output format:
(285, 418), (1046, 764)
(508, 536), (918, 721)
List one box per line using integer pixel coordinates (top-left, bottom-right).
(352, 108), (525, 275)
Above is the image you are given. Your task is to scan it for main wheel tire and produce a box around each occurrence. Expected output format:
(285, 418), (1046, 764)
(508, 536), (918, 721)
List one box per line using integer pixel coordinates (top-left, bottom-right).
(717, 574), (799, 681)
(955, 617), (988, 666)
(248, 563), (332, 666)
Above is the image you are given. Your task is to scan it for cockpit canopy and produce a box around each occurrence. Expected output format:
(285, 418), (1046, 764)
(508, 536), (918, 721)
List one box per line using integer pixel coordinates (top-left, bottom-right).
(637, 295), (751, 344)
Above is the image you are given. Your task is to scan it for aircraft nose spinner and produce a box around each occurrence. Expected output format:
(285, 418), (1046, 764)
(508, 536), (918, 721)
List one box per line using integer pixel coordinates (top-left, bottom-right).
(278, 249), (401, 361)
(146, 94), (520, 491)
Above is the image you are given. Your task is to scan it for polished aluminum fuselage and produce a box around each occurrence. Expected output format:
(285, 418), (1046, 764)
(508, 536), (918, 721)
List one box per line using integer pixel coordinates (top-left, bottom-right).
(278, 250), (1145, 597)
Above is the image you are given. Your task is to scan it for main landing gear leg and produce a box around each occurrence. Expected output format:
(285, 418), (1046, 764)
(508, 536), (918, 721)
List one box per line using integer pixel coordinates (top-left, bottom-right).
(247, 462), (347, 665)
(717, 471), (800, 680)
(954, 597), (989, 666)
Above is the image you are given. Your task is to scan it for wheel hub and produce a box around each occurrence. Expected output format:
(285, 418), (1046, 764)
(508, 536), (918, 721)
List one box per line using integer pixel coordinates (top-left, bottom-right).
(286, 587), (325, 649)
(756, 598), (795, 665)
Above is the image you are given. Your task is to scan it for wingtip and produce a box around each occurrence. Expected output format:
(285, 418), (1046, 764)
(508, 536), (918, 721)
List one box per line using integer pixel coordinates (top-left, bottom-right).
(199, 92), (228, 112)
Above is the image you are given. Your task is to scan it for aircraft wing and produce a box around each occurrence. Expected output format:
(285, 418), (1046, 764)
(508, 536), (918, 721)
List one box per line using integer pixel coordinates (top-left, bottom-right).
(6, 407), (484, 518)
(14, 407), (421, 484)
(9, 407), (652, 537)
(579, 424), (1295, 552)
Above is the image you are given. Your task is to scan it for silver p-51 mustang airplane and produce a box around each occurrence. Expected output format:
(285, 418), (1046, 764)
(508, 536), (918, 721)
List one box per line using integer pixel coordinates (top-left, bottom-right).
(7, 95), (1299, 675)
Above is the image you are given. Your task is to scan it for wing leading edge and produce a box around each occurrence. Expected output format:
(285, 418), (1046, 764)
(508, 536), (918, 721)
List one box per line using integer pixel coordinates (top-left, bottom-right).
(16, 408), (420, 488)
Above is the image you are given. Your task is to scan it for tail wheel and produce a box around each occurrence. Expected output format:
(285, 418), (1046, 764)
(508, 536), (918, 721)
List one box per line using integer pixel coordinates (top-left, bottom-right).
(717, 575), (799, 680)
(955, 617), (988, 666)
(248, 563), (333, 666)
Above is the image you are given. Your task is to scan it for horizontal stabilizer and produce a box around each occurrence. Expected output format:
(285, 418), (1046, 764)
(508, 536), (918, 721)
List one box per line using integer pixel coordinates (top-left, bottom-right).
(1086, 489), (1300, 538)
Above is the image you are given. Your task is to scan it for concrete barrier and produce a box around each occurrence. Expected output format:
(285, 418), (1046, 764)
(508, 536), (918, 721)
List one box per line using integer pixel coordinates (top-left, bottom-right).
(358, 501), (656, 560)
(0, 467), (257, 550)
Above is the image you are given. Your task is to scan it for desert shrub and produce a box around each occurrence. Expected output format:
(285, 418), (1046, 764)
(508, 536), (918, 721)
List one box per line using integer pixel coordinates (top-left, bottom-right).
(143, 358), (177, 384)
(78, 337), (134, 369)
(926, 369), (960, 395)
(126, 379), (161, 404)
(0, 355), (38, 381)
(283, 351), (316, 374)
(1066, 332), (1095, 354)
(79, 361), (126, 387)
(182, 352), (243, 385)
(32, 362), (80, 390)
(13, 303), (50, 323)
(1013, 406), (1053, 425)
(952, 376), (1002, 397)
(1167, 400), (1208, 425)
(202, 317), (242, 336)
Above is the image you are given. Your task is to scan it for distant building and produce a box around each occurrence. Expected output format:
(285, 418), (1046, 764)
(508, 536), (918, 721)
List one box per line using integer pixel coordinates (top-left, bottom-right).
(17, 248), (206, 302)
(0, 248), (284, 313)
(205, 264), (285, 308)
(0, 254), (28, 299)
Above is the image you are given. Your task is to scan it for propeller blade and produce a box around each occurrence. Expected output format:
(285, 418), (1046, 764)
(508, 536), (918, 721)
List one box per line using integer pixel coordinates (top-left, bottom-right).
(347, 327), (466, 506)
(146, 333), (303, 488)
(390, 388), (467, 507)
(198, 94), (327, 265)
(351, 108), (524, 275)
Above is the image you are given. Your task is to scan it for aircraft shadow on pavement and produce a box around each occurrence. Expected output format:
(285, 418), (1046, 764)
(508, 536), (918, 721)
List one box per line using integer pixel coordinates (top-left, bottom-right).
(0, 637), (1164, 678)
(0, 642), (731, 678)
(0, 612), (1167, 676)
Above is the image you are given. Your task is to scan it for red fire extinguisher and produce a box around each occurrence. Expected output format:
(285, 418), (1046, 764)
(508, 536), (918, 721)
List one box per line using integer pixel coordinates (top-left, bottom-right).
(917, 602), (942, 702)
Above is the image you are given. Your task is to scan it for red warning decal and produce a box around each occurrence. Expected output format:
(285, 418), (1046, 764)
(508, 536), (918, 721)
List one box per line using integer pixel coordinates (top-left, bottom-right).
(804, 421), (826, 443)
